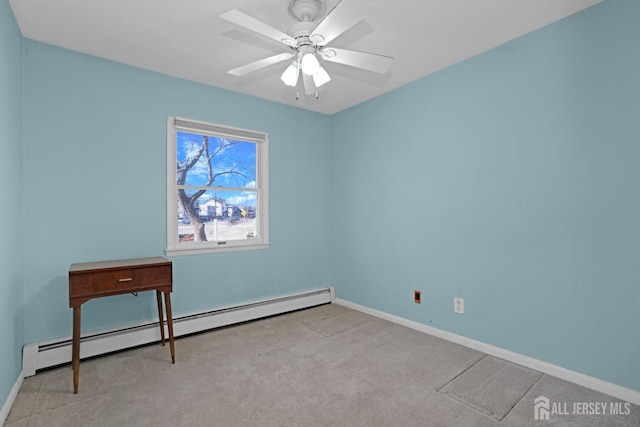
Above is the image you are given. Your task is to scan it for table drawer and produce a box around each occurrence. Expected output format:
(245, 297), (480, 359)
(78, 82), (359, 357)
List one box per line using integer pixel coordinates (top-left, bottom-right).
(69, 264), (172, 298)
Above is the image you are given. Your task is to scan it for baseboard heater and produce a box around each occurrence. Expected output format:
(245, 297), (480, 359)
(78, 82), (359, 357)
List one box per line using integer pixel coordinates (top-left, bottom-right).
(23, 286), (334, 377)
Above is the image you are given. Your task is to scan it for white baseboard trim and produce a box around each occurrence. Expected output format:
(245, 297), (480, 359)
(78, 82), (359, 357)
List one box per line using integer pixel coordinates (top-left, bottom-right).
(335, 298), (640, 406)
(23, 287), (333, 377)
(0, 370), (24, 426)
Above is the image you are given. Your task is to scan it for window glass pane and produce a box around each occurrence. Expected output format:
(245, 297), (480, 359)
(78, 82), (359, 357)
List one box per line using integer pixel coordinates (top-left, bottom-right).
(176, 190), (258, 243)
(177, 132), (256, 188)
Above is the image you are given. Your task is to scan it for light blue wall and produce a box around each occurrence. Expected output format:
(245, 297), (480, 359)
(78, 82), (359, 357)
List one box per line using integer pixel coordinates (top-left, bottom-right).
(0, 0), (24, 408)
(22, 40), (333, 343)
(333, 0), (640, 391)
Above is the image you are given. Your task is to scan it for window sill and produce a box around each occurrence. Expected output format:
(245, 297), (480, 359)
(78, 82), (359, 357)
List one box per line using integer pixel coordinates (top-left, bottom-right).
(165, 242), (270, 257)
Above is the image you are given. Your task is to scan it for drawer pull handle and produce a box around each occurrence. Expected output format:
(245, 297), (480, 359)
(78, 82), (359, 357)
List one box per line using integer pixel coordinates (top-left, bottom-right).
(119, 278), (133, 282)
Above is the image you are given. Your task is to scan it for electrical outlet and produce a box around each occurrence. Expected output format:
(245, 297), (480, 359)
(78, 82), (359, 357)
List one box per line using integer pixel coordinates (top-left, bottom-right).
(414, 290), (421, 304)
(454, 297), (464, 314)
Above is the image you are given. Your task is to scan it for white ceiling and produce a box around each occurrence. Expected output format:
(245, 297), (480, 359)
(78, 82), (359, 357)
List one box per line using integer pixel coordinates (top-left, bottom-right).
(9, 0), (602, 115)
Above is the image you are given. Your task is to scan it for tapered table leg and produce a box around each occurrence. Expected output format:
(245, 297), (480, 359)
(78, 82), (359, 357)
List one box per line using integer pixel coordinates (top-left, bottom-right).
(156, 290), (165, 346)
(163, 292), (175, 363)
(72, 306), (81, 394)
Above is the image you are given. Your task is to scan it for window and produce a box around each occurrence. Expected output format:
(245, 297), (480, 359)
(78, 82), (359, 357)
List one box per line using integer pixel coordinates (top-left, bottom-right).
(166, 117), (269, 256)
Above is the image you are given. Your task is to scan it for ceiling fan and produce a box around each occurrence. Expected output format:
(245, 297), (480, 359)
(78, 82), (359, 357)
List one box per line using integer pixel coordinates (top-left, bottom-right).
(220, 0), (394, 97)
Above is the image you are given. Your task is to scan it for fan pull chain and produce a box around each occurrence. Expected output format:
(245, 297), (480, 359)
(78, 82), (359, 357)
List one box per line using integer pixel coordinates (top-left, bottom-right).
(293, 90), (320, 101)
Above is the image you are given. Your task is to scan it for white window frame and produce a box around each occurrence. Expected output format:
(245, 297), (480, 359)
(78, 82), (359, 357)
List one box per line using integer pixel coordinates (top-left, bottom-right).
(166, 117), (270, 256)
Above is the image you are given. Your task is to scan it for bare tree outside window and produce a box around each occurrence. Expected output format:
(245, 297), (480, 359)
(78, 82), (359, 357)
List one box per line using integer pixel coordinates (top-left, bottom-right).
(176, 135), (253, 241)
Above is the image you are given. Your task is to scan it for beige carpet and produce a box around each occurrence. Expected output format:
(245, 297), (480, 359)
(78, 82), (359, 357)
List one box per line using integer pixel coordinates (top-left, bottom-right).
(5, 304), (639, 426)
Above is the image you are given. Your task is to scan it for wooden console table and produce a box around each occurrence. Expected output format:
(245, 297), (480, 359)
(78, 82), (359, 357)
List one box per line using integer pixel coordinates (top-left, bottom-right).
(68, 256), (175, 394)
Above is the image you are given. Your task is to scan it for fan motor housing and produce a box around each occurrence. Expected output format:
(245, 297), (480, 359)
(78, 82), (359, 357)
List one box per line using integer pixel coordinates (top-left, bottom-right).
(288, 21), (317, 41)
(288, 0), (326, 22)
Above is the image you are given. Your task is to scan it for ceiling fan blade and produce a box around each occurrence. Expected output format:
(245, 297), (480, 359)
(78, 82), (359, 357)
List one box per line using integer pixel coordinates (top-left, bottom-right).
(220, 9), (296, 47)
(228, 52), (295, 77)
(321, 48), (394, 74)
(311, 0), (374, 46)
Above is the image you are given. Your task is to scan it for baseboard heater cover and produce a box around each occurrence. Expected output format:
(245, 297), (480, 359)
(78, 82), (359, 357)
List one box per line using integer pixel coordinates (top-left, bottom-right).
(23, 286), (334, 376)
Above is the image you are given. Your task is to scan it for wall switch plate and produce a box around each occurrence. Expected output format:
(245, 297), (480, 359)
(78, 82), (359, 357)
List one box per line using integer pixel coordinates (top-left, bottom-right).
(414, 290), (421, 303)
(454, 297), (464, 314)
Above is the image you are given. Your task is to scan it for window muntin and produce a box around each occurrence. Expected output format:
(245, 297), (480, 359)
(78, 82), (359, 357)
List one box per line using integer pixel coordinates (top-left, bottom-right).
(167, 117), (269, 255)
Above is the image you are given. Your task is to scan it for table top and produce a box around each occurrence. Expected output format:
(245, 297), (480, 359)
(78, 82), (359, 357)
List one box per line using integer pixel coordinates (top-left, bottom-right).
(69, 256), (170, 272)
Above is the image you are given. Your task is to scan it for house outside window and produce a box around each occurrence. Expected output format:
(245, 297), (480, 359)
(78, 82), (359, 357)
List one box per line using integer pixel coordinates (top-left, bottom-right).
(166, 117), (269, 256)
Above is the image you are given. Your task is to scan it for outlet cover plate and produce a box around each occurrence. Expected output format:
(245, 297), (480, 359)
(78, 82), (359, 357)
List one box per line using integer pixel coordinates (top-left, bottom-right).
(454, 297), (464, 314)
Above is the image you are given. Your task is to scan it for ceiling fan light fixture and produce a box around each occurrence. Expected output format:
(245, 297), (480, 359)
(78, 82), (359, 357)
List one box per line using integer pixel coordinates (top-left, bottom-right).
(301, 52), (320, 75)
(280, 61), (300, 87)
(313, 65), (331, 87)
